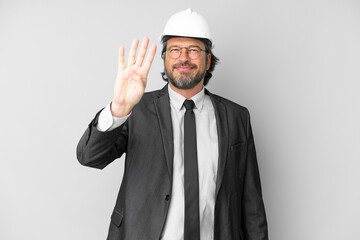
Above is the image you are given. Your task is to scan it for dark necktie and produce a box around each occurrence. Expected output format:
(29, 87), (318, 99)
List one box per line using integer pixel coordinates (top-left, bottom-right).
(183, 99), (200, 240)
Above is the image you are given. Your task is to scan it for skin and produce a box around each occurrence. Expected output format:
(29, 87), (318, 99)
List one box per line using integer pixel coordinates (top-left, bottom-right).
(111, 37), (211, 117)
(111, 38), (157, 117)
(164, 37), (211, 99)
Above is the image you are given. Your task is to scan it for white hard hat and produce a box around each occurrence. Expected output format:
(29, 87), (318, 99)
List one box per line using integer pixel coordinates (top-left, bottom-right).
(160, 8), (213, 43)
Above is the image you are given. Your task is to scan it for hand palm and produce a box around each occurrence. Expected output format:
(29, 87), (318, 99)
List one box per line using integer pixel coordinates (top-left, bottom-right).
(114, 63), (147, 106)
(112, 38), (157, 116)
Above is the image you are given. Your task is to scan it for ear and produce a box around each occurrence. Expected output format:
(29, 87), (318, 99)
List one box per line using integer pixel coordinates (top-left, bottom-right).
(206, 53), (211, 70)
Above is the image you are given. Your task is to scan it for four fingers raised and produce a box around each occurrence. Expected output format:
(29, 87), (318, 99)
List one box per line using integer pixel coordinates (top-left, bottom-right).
(114, 38), (157, 112)
(118, 37), (157, 73)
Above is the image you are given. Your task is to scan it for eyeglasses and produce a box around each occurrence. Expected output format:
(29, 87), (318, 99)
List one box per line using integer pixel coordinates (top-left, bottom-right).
(166, 46), (207, 60)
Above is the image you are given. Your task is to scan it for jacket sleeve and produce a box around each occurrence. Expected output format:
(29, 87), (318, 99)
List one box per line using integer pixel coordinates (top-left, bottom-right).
(76, 109), (129, 169)
(242, 109), (268, 240)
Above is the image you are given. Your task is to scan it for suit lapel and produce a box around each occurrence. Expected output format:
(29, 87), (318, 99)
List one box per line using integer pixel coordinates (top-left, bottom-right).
(206, 89), (229, 198)
(153, 85), (174, 182)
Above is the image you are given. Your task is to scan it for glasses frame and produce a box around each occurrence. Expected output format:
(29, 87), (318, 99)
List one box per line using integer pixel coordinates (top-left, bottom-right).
(166, 46), (207, 60)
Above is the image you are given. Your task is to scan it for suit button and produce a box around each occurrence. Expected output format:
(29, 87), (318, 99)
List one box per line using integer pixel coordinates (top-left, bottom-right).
(165, 195), (170, 201)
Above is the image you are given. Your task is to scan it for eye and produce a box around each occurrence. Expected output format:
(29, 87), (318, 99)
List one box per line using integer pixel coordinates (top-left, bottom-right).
(188, 48), (200, 54)
(169, 48), (180, 53)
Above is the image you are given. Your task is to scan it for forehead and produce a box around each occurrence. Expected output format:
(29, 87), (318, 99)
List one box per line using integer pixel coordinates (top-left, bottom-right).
(167, 37), (205, 48)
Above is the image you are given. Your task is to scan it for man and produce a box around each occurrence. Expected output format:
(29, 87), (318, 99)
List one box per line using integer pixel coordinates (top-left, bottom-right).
(77, 9), (268, 240)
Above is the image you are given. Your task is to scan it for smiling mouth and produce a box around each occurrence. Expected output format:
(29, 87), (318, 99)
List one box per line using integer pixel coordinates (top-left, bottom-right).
(176, 66), (193, 71)
(173, 64), (196, 72)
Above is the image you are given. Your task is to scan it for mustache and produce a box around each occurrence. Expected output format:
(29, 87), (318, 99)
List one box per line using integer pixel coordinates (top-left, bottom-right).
(172, 63), (197, 69)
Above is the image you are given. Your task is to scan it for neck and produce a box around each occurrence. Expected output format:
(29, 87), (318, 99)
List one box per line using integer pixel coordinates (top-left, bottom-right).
(169, 81), (204, 99)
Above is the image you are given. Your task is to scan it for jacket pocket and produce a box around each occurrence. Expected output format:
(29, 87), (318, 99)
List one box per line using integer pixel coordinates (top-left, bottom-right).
(110, 209), (124, 227)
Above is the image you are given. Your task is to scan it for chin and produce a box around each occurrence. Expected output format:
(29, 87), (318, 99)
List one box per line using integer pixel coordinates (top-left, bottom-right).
(169, 77), (202, 90)
(165, 67), (206, 90)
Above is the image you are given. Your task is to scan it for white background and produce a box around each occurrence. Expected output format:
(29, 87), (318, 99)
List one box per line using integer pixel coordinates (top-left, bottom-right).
(1, 0), (359, 239)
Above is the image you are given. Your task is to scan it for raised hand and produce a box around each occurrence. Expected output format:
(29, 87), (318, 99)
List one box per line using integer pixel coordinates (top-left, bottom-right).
(111, 37), (157, 117)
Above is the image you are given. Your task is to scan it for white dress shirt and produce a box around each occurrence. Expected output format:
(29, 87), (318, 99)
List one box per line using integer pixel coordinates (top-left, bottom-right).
(97, 85), (219, 240)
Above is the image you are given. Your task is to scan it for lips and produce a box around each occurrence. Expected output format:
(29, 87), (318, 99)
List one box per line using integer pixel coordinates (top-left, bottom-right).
(173, 63), (197, 71)
(176, 66), (192, 71)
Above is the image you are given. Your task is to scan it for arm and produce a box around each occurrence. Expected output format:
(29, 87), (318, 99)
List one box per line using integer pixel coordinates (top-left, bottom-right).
(76, 38), (157, 169)
(76, 109), (129, 169)
(242, 109), (268, 240)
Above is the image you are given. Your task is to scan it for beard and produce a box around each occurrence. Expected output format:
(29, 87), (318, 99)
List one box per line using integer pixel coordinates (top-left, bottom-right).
(165, 62), (207, 90)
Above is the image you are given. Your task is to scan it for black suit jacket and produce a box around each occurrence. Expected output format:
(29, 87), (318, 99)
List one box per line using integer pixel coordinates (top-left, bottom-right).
(77, 85), (268, 240)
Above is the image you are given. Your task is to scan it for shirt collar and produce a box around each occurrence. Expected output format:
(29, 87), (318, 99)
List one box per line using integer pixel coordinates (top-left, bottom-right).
(168, 84), (205, 112)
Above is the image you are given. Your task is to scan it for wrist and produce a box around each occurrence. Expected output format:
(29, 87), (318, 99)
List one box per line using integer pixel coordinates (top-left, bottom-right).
(110, 100), (132, 118)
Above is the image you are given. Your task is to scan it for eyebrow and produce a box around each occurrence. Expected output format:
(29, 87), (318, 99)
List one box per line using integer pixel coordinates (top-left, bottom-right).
(167, 45), (201, 48)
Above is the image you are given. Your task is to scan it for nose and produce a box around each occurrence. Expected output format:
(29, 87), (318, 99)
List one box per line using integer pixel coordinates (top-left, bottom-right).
(178, 48), (191, 61)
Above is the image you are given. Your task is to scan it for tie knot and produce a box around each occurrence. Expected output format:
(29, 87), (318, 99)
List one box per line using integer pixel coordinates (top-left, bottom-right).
(183, 99), (195, 110)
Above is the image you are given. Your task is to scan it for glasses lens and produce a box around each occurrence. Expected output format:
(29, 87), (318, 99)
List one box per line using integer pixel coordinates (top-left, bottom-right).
(188, 47), (200, 59)
(168, 47), (180, 59)
(167, 47), (202, 59)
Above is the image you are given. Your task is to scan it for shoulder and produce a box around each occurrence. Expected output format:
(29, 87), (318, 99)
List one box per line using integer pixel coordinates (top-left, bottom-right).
(207, 91), (250, 117)
(142, 88), (166, 101)
(207, 91), (253, 136)
(133, 86), (168, 106)
(130, 86), (168, 115)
